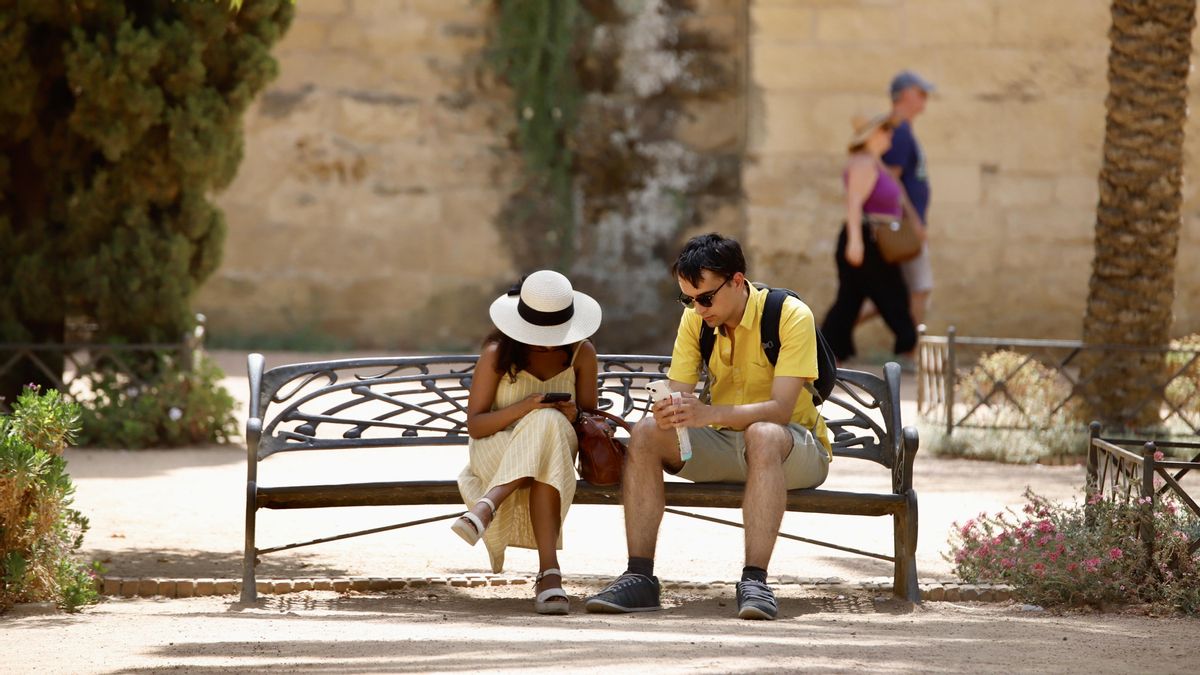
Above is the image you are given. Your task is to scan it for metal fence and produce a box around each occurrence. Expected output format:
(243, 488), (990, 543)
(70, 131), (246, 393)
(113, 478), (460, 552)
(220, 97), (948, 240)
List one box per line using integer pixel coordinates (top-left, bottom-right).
(1086, 426), (1200, 564)
(917, 327), (1200, 437)
(0, 316), (205, 412)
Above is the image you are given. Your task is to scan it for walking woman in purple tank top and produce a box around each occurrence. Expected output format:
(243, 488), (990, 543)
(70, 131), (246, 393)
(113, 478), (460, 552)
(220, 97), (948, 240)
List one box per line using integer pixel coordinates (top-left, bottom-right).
(820, 113), (921, 364)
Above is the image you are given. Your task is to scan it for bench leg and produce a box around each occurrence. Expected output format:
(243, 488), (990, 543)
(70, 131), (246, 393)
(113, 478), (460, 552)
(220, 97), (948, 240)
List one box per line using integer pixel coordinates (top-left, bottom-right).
(241, 480), (258, 603)
(892, 489), (920, 603)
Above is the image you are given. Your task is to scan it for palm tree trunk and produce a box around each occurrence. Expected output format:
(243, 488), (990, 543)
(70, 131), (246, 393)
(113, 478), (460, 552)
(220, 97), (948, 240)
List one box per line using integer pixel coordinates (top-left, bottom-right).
(1081, 0), (1196, 429)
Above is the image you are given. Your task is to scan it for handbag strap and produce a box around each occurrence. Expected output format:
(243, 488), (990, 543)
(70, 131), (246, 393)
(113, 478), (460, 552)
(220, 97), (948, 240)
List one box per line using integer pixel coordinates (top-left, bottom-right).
(580, 407), (632, 433)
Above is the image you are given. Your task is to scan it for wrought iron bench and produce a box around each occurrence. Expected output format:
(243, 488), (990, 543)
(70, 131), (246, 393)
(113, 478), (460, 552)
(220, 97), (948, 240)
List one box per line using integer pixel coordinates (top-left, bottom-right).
(241, 353), (920, 603)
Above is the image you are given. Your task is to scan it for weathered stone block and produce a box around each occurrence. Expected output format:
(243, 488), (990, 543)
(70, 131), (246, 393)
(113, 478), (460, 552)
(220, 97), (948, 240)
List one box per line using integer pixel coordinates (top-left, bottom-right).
(815, 6), (905, 44)
(297, 0), (347, 17)
(175, 581), (196, 599)
(195, 579), (215, 596)
(276, 18), (330, 53)
(995, 0), (1111, 48)
(1055, 175), (1099, 208)
(929, 163), (982, 206)
(214, 580), (237, 596)
(983, 173), (1056, 207)
(676, 98), (743, 153)
(156, 580), (177, 599)
(751, 6), (814, 43)
(137, 579), (159, 597)
(906, 0), (995, 46)
(332, 578), (352, 592)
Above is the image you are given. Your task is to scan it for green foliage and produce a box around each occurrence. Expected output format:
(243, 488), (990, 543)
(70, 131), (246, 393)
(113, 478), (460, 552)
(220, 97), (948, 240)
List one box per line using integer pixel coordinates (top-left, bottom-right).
(1165, 334), (1200, 420)
(0, 0), (293, 399)
(0, 387), (98, 612)
(948, 488), (1200, 613)
(923, 425), (1088, 465)
(489, 0), (588, 268)
(78, 353), (237, 449)
(956, 350), (1080, 428)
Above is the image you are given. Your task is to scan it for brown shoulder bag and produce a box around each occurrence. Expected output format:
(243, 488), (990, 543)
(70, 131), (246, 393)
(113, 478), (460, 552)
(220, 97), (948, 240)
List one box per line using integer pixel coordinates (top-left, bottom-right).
(573, 408), (630, 486)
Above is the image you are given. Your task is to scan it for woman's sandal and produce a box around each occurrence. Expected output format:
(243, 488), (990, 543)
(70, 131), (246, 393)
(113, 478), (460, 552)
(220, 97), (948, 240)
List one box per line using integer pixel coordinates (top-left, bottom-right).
(534, 568), (569, 615)
(450, 496), (496, 546)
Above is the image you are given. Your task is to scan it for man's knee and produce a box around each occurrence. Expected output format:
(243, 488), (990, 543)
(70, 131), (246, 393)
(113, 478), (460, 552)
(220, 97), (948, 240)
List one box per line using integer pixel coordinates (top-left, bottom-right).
(629, 418), (672, 459)
(743, 422), (791, 466)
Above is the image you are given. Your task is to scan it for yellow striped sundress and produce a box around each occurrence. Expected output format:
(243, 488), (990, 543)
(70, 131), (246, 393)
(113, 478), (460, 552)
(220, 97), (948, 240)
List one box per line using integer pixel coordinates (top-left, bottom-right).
(456, 346), (581, 573)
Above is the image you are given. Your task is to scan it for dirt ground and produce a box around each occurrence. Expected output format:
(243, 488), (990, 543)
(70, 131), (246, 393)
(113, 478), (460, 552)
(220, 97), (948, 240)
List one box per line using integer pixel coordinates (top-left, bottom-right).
(3, 351), (1199, 673)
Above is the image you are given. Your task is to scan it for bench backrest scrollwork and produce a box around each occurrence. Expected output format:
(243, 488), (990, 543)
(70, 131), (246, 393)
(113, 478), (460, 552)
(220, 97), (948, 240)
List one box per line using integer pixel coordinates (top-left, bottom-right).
(250, 354), (904, 472)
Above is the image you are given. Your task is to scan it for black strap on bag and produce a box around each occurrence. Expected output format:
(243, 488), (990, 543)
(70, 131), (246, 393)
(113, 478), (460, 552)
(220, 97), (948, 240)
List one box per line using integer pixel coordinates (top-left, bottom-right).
(699, 285), (836, 405)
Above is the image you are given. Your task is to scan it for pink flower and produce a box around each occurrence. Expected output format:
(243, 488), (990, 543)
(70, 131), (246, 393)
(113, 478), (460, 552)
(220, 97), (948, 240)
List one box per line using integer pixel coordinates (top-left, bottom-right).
(1037, 520), (1054, 533)
(1067, 563), (1078, 572)
(1049, 552), (1060, 562)
(1001, 558), (1015, 569)
(1084, 558), (1101, 572)
(1109, 547), (1123, 560)
(1032, 563), (1045, 576)
(1153, 450), (1164, 461)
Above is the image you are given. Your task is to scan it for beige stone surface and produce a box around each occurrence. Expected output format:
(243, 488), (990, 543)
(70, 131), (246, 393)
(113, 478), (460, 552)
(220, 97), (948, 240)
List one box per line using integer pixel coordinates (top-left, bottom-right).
(198, 0), (1200, 357)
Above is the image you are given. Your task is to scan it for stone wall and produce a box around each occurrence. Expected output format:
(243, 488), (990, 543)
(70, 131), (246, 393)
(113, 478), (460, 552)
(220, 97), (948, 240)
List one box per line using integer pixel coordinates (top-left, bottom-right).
(199, 0), (1200, 353)
(196, 0), (514, 350)
(745, 0), (1200, 354)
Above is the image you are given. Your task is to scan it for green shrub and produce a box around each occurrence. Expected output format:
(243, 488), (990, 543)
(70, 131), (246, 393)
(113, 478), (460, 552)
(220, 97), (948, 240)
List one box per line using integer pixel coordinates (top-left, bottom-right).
(78, 353), (237, 449)
(947, 488), (1200, 614)
(0, 386), (99, 612)
(1165, 334), (1200, 421)
(922, 425), (1088, 465)
(956, 349), (1080, 428)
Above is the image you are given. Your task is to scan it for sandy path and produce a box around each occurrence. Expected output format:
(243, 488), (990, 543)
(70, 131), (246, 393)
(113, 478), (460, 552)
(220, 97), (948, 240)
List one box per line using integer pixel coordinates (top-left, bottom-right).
(6, 350), (1197, 673)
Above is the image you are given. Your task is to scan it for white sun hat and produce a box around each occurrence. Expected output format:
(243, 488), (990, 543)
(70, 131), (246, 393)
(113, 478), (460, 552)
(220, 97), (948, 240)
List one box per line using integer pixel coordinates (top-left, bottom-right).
(489, 270), (602, 347)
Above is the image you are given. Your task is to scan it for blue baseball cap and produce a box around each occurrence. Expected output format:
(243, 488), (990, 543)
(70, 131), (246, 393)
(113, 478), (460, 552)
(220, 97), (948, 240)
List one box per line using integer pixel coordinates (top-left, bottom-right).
(890, 70), (936, 99)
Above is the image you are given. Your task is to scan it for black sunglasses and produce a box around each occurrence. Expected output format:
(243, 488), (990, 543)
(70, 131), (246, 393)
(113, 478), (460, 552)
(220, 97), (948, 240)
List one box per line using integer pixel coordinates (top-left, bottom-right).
(678, 276), (730, 308)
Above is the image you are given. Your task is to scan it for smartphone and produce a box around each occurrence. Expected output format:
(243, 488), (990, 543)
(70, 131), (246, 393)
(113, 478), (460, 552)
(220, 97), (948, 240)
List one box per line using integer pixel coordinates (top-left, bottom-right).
(541, 392), (572, 403)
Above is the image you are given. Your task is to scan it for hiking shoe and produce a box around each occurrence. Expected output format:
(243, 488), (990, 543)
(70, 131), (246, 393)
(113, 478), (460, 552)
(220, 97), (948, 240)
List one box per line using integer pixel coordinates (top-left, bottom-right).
(584, 572), (662, 613)
(736, 580), (778, 620)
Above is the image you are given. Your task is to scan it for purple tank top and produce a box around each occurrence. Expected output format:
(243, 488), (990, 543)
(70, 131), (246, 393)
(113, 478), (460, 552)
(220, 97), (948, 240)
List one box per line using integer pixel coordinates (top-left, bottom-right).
(845, 164), (902, 217)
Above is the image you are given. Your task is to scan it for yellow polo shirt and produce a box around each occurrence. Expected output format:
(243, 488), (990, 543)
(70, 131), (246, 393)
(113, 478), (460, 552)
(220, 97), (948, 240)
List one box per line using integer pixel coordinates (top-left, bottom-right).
(667, 283), (832, 456)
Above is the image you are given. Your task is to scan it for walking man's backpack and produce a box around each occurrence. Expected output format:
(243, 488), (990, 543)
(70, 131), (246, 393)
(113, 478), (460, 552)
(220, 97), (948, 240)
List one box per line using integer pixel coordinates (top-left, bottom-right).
(698, 285), (837, 404)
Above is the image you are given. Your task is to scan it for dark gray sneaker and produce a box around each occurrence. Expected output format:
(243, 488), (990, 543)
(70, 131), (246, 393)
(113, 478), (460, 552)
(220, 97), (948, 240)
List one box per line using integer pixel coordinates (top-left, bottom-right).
(736, 580), (778, 620)
(584, 572), (662, 613)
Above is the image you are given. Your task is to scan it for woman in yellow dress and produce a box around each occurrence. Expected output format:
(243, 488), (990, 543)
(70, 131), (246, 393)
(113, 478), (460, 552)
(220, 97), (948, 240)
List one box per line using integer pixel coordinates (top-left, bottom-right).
(453, 270), (601, 615)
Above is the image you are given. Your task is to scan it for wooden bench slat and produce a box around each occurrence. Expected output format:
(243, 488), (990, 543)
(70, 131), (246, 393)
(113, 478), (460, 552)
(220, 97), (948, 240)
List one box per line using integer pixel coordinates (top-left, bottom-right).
(256, 480), (905, 516)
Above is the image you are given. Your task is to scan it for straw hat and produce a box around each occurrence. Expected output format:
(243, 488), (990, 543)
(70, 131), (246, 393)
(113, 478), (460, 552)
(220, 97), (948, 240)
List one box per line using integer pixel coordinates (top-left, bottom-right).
(489, 270), (602, 346)
(847, 112), (893, 150)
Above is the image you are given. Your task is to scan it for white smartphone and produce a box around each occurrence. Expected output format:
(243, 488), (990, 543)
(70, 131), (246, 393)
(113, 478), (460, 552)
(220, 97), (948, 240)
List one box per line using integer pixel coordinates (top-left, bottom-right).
(644, 381), (692, 461)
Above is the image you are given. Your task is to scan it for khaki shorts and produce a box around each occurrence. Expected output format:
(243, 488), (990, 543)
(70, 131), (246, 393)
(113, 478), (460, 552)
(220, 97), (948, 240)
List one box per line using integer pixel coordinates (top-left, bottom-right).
(674, 424), (830, 490)
(901, 243), (934, 293)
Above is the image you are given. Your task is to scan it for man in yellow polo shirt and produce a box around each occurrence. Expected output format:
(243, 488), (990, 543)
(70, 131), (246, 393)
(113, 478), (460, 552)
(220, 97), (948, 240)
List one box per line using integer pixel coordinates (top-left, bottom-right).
(586, 233), (831, 621)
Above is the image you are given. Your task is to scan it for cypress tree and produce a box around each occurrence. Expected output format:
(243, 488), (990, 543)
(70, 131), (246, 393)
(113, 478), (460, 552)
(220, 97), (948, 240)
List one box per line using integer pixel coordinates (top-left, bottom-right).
(0, 0), (292, 402)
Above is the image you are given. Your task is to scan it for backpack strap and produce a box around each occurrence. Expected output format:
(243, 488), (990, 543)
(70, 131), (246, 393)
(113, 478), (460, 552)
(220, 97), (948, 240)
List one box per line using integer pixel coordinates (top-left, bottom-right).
(699, 323), (716, 369)
(759, 288), (793, 366)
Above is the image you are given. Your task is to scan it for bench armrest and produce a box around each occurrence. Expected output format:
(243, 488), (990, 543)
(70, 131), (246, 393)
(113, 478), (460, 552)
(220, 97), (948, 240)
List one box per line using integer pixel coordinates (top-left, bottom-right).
(893, 425), (919, 494)
(246, 353), (265, 460)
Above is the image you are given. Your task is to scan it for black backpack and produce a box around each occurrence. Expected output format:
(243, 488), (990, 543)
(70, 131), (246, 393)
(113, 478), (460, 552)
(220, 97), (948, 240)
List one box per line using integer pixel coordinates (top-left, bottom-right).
(699, 285), (837, 405)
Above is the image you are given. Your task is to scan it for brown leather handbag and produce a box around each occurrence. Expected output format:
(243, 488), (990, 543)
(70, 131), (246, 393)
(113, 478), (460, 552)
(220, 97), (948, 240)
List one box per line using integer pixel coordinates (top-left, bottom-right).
(868, 187), (925, 264)
(869, 209), (923, 264)
(573, 408), (630, 486)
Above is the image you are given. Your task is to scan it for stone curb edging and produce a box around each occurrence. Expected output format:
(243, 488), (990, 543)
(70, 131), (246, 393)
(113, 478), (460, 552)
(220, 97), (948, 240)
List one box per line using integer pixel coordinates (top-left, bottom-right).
(95, 574), (1015, 603)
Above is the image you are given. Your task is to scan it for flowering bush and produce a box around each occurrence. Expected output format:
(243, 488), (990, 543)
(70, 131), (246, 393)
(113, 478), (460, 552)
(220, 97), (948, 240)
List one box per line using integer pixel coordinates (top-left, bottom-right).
(1, 386), (99, 612)
(77, 353), (237, 449)
(947, 488), (1200, 613)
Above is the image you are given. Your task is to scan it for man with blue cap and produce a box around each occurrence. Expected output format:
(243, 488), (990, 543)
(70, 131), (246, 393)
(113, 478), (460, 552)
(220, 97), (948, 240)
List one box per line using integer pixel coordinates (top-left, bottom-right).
(882, 70), (935, 326)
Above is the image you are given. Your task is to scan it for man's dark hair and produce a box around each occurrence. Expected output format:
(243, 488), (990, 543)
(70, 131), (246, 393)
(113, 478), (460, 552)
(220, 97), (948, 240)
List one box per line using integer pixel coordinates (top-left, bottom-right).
(670, 233), (746, 287)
